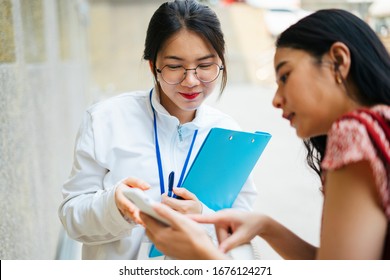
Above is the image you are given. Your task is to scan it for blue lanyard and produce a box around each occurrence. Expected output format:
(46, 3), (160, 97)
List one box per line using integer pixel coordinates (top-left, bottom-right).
(150, 89), (198, 195)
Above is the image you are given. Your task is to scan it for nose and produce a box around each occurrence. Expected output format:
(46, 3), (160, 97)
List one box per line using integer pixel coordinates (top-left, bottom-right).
(272, 89), (283, 109)
(181, 69), (200, 87)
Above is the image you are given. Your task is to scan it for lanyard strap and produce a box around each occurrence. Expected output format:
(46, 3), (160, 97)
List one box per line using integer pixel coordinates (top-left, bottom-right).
(177, 129), (198, 188)
(150, 89), (198, 194)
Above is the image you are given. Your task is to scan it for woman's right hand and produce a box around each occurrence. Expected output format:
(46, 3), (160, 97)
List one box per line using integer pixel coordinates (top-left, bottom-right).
(114, 177), (150, 225)
(191, 209), (266, 253)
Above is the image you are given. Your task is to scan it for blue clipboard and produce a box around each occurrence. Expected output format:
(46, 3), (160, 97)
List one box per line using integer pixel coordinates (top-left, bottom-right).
(181, 127), (271, 211)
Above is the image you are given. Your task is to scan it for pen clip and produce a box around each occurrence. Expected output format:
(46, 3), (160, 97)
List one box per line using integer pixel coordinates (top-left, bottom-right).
(167, 171), (174, 198)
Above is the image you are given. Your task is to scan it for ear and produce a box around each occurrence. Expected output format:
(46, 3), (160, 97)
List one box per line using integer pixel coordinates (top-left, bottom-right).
(328, 42), (351, 81)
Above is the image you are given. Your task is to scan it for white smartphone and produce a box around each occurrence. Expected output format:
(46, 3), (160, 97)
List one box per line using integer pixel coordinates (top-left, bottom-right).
(122, 188), (170, 226)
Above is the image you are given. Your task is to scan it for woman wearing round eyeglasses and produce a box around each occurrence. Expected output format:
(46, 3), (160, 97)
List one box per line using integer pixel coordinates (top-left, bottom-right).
(58, 0), (257, 260)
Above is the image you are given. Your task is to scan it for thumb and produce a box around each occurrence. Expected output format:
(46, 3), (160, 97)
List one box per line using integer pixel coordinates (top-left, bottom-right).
(153, 203), (193, 230)
(172, 187), (197, 200)
(122, 177), (150, 190)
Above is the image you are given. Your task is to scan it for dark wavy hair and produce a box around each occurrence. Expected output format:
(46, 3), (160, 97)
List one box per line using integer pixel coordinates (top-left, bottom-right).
(276, 9), (390, 177)
(143, 0), (227, 95)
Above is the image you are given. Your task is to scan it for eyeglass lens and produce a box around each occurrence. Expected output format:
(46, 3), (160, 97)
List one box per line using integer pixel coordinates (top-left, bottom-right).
(159, 63), (222, 85)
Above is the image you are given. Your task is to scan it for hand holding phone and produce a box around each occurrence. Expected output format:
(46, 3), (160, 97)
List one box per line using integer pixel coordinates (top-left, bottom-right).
(122, 188), (170, 226)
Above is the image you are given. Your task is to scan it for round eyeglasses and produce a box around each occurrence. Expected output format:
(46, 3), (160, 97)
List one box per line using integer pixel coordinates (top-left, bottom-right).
(156, 63), (224, 85)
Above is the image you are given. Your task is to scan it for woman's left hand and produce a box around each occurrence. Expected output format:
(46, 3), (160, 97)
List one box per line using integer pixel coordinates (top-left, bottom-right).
(161, 187), (203, 214)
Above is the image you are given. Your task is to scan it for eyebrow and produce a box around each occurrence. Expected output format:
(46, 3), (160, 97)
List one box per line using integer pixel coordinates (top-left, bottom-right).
(163, 54), (216, 61)
(275, 61), (288, 73)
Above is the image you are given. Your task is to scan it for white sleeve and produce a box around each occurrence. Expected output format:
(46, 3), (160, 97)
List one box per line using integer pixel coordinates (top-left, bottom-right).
(58, 112), (135, 245)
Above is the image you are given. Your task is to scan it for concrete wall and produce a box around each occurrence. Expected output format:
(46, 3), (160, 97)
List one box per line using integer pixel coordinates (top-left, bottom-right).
(0, 0), (91, 259)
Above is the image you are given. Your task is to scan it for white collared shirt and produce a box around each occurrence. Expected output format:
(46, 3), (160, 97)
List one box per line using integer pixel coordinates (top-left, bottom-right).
(58, 89), (257, 259)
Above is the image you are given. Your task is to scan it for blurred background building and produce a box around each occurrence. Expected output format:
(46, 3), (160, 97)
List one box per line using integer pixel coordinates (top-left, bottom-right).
(0, 0), (389, 259)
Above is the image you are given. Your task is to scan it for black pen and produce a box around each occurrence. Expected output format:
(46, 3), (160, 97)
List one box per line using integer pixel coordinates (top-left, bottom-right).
(167, 171), (174, 198)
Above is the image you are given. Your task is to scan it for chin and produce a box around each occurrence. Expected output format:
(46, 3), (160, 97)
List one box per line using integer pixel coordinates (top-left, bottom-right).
(181, 102), (201, 111)
(184, 105), (200, 112)
(295, 129), (310, 139)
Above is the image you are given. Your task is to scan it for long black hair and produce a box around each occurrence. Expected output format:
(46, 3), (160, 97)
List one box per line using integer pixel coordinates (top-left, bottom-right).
(276, 9), (390, 177)
(143, 0), (227, 94)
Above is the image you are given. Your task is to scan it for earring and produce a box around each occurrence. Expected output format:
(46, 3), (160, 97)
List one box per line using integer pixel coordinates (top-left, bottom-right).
(336, 75), (342, 84)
